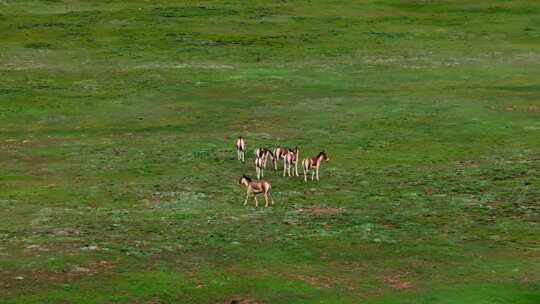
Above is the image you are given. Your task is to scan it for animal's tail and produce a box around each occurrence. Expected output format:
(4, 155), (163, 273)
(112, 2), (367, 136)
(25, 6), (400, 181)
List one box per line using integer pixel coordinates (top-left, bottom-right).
(267, 184), (275, 204)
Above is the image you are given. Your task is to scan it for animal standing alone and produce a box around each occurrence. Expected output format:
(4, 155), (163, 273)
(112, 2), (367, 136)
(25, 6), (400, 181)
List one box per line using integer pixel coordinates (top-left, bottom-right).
(303, 151), (329, 182)
(283, 146), (299, 177)
(238, 175), (274, 207)
(235, 136), (246, 162)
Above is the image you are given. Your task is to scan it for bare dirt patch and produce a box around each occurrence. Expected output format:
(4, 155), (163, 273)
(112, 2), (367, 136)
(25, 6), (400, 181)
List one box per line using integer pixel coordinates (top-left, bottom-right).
(20, 155), (50, 163)
(383, 272), (414, 289)
(297, 206), (343, 216)
(26, 261), (114, 282)
(528, 104), (540, 112)
(291, 274), (333, 288)
(226, 297), (265, 304)
(4, 136), (65, 147)
(503, 104), (540, 113)
(23, 244), (50, 255)
(1, 261), (115, 298)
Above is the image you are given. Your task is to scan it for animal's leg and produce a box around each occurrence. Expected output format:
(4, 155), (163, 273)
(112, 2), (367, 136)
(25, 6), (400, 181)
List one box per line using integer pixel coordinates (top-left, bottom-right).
(244, 189), (250, 205)
(311, 169), (315, 181)
(296, 152), (300, 176)
(254, 195), (259, 207)
(288, 164), (292, 177)
(268, 191), (275, 205)
(303, 164), (308, 182)
(283, 160), (287, 176)
(264, 193), (269, 208)
(316, 166), (320, 181)
(295, 161), (299, 176)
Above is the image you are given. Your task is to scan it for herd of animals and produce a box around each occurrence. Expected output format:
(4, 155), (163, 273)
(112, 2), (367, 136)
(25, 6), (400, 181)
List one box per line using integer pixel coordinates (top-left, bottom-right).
(234, 136), (330, 207)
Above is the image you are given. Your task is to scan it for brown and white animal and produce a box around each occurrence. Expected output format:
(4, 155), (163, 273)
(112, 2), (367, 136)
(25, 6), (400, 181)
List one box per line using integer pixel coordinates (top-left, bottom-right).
(302, 151), (329, 182)
(238, 175), (274, 207)
(255, 155), (265, 179)
(235, 136), (246, 162)
(283, 147), (299, 177)
(255, 148), (274, 169)
(272, 146), (288, 170)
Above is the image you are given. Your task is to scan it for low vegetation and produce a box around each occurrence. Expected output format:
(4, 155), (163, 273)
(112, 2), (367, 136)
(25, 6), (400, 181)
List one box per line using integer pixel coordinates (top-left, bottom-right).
(1, 1), (539, 303)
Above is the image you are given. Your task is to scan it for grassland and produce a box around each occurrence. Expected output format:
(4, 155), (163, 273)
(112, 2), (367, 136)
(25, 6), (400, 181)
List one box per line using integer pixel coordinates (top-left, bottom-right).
(1, 0), (539, 303)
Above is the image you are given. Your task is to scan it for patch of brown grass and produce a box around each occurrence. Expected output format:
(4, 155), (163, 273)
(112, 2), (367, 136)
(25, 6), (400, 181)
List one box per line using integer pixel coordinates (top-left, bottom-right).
(226, 297), (265, 304)
(24, 261), (114, 282)
(503, 104), (540, 113)
(528, 104), (540, 112)
(383, 272), (414, 289)
(4, 136), (65, 147)
(291, 274), (333, 288)
(297, 206), (343, 216)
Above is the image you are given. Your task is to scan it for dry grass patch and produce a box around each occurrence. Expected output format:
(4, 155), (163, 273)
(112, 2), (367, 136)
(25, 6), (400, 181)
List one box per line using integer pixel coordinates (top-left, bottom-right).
(226, 297), (266, 304)
(383, 272), (415, 290)
(297, 206), (344, 216)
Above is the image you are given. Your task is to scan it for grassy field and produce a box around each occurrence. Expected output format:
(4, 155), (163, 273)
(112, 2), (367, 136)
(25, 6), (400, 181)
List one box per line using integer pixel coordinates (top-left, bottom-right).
(1, 0), (540, 303)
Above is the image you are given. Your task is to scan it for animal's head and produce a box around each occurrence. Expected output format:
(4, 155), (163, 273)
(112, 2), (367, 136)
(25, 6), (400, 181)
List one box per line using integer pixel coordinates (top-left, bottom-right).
(287, 147), (296, 156)
(257, 148), (268, 156)
(320, 151), (329, 161)
(239, 175), (251, 186)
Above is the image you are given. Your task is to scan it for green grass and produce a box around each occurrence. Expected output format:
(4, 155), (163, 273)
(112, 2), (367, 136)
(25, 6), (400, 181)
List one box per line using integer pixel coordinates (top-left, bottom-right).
(1, 0), (539, 303)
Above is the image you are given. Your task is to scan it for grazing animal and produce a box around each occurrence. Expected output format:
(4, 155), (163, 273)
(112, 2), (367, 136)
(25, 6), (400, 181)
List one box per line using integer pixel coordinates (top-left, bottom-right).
(273, 146), (288, 170)
(283, 147), (299, 177)
(235, 136), (246, 162)
(238, 175), (274, 207)
(303, 151), (329, 182)
(255, 148), (274, 169)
